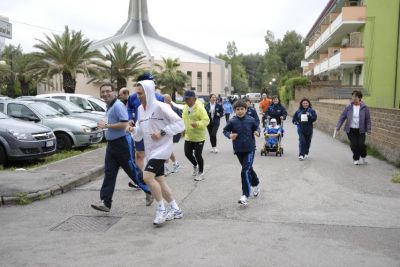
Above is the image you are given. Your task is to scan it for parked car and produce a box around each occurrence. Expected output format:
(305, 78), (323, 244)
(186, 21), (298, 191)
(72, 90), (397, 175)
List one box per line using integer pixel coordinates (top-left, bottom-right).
(18, 97), (104, 123)
(0, 100), (103, 150)
(37, 93), (106, 115)
(0, 112), (56, 165)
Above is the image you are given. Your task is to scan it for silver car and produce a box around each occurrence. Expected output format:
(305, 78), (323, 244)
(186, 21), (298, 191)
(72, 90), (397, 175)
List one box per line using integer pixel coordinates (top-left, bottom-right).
(0, 100), (103, 150)
(0, 112), (56, 165)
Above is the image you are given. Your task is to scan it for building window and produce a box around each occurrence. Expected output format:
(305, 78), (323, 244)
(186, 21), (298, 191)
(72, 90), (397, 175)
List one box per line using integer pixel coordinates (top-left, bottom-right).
(187, 71), (192, 88)
(349, 72), (354, 86)
(197, 72), (202, 92)
(207, 72), (212, 93)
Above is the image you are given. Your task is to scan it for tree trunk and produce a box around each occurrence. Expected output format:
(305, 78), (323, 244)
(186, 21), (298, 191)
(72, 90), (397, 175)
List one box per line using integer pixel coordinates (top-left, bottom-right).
(63, 72), (76, 93)
(20, 81), (30, 96)
(117, 77), (127, 90)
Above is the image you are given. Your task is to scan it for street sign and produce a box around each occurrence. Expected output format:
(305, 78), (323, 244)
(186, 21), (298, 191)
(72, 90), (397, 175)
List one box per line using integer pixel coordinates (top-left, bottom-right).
(0, 20), (12, 39)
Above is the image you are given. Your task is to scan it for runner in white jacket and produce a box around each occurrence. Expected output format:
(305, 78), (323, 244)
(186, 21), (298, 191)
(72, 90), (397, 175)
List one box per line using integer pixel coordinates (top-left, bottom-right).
(129, 80), (184, 226)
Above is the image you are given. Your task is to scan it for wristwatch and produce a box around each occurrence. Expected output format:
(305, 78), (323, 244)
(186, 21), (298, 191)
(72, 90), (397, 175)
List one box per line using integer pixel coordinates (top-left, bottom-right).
(160, 129), (166, 136)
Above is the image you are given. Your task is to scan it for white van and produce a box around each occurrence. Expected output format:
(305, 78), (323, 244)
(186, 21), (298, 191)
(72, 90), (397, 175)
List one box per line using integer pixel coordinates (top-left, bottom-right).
(37, 93), (106, 115)
(246, 93), (261, 103)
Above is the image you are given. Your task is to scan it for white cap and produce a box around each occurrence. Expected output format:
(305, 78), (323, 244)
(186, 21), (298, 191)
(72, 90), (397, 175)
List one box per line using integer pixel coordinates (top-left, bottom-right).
(270, 118), (277, 123)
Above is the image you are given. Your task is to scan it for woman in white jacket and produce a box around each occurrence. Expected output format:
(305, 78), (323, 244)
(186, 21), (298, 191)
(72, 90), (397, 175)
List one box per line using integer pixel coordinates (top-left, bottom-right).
(129, 80), (185, 226)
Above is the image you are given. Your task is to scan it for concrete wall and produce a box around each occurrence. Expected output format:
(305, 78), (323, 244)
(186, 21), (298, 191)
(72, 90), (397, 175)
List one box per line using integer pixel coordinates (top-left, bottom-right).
(288, 100), (400, 165)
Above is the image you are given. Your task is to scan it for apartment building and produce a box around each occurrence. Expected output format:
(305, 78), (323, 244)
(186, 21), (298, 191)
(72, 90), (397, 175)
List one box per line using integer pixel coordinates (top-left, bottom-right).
(302, 0), (400, 108)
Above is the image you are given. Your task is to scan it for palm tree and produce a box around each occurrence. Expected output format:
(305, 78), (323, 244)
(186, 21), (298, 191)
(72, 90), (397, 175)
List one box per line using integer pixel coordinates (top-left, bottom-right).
(102, 42), (146, 89)
(155, 57), (188, 102)
(31, 26), (102, 93)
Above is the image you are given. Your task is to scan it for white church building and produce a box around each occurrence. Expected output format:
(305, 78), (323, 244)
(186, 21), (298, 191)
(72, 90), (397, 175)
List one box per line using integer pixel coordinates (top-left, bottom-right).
(38, 0), (232, 98)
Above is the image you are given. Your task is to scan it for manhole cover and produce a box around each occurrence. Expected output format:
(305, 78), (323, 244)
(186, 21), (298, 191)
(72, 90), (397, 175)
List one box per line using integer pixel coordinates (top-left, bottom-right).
(51, 215), (121, 232)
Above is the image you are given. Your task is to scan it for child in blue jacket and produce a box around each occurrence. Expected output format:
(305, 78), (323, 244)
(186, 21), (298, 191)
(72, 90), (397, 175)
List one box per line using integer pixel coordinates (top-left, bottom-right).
(223, 99), (261, 206)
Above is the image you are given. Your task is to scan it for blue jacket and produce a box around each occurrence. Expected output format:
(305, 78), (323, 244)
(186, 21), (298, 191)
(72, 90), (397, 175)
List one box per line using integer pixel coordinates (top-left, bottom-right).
(205, 102), (224, 126)
(223, 115), (259, 153)
(292, 107), (317, 134)
(267, 104), (287, 124)
(127, 92), (164, 122)
(246, 106), (260, 126)
(223, 100), (233, 114)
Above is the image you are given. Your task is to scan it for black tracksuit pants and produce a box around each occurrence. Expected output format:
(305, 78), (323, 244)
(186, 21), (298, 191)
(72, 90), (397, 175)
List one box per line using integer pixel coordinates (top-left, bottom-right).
(347, 128), (367, 160)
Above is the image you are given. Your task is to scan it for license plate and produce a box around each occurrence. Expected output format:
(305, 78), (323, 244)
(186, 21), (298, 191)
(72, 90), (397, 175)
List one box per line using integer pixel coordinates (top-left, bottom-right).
(46, 140), (54, 147)
(96, 132), (102, 138)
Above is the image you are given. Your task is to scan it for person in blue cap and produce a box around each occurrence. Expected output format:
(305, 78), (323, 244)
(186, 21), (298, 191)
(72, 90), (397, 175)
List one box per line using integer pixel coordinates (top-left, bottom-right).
(127, 73), (164, 175)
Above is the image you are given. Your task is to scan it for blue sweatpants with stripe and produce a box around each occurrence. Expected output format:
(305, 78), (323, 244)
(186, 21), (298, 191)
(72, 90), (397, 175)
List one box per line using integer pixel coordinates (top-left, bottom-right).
(235, 151), (260, 197)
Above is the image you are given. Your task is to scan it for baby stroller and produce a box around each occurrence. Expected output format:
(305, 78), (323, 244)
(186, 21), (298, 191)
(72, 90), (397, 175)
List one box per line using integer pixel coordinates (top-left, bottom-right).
(260, 118), (284, 157)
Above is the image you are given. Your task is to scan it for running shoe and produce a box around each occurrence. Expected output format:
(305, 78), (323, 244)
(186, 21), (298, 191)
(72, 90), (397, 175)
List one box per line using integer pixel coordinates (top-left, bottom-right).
(238, 195), (248, 206)
(153, 209), (167, 226)
(91, 201), (110, 212)
(166, 208), (184, 221)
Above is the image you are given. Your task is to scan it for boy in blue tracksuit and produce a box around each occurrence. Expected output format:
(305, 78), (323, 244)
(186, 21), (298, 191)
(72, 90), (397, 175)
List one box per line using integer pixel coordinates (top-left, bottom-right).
(223, 99), (261, 206)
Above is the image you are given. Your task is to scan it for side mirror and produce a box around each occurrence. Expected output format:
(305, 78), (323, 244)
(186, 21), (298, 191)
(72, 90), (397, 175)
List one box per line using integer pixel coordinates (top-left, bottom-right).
(28, 116), (40, 122)
(84, 105), (92, 111)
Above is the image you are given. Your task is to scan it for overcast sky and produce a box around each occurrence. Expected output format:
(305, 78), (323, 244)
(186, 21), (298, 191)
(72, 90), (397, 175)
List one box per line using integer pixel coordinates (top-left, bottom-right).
(1, 0), (328, 56)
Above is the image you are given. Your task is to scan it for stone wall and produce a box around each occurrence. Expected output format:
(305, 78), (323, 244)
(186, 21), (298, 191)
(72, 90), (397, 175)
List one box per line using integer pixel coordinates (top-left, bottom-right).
(288, 100), (400, 165)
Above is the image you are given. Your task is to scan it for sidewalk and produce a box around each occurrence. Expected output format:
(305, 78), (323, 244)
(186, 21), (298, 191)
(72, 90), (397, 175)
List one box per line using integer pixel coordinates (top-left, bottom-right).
(0, 147), (105, 205)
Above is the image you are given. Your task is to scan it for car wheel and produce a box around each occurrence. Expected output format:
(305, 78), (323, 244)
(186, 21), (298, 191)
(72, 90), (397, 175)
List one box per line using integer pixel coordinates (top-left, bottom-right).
(0, 144), (6, 166)
(56, 133), (72, 150)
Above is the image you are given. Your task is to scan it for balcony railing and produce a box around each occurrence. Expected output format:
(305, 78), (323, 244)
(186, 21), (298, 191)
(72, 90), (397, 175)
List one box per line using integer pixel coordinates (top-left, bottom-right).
(305, 6), (366, 60)
(313, 48), (364, 75)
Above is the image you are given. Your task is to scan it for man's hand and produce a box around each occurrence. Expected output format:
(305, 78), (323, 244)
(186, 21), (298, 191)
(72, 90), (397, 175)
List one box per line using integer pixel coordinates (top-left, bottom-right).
(98, 119), (107, 129)
(128, 120), (135, 127)
(127, 126), (135, 133)
(150, 131), (162, 140)
(230, 133), (238, 140)
(254, 131), (260, 137)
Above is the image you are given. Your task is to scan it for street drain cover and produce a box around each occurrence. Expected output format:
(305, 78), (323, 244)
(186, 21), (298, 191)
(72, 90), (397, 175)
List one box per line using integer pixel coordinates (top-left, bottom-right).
(51, 215), (121, 232)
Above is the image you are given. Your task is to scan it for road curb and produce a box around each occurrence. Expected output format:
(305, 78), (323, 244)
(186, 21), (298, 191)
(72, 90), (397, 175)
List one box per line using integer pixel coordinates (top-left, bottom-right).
(0, 165), (104, 206)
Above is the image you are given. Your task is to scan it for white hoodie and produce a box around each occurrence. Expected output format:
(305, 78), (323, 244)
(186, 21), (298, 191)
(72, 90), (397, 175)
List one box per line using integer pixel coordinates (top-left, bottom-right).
(132, 80), (184, 160)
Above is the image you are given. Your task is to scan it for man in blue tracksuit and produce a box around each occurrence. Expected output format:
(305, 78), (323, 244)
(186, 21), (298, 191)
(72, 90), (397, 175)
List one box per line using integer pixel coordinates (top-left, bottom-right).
(91, 83), (152, 212)
(127, 73), (164, 171)
(223, 99), (261, 206)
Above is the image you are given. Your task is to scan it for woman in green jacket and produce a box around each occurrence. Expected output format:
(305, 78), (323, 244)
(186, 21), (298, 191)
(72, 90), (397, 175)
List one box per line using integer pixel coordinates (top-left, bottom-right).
(182, 91), (210, 181)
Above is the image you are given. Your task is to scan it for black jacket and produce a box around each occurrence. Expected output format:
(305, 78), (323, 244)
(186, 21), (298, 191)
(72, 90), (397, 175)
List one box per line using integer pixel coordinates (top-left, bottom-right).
(223, 115), (259, 153)
(205, 102), (224, 126)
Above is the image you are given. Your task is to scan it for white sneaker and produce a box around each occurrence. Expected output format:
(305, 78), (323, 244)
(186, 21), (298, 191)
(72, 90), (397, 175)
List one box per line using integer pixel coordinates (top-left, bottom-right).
(153, 209), (167, 226)
(304, 154), (309, 159)
(299, 155), (304, 161)
(213, 147), (219, 153)
(192, 166), (198, 177)
(361, 157), (368, 165)
(353, 160), (360, 165)
(194, 172), (205, 181)
(253, 186), (260, 197)
(172, 161), (180, 173)
(209, 148), (214, 153)
(166, 207), (184, 221)
(164, 165), (171, 176)
(238, 195), (248, 206)
(91, 201), (110, 212)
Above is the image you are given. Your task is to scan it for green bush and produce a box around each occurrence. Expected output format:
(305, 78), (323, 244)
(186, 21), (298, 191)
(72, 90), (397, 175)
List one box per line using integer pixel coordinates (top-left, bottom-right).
(279, 76), (309, 104)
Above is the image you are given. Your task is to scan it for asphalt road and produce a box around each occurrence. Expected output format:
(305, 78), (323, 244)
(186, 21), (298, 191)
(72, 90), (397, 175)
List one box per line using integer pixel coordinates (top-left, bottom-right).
(0, 117), (399, 267)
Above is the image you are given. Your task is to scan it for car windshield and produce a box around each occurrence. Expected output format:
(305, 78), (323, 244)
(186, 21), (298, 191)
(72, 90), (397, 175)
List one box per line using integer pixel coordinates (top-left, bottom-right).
(88, 97), (106, 112)
(30, 102), (62, 117)
(59, 100), (85, 113)
(0, 112), (8, 119)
